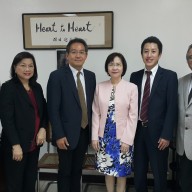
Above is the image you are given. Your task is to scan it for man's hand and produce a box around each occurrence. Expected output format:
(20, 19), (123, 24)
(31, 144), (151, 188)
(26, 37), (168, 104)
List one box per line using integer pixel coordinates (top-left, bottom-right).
(56, 137), (69, 150)
(158, 138), (170, 150)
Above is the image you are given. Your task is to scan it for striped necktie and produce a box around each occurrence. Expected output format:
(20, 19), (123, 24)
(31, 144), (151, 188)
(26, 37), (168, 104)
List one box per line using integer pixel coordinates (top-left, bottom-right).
(140, 71), (152, 122)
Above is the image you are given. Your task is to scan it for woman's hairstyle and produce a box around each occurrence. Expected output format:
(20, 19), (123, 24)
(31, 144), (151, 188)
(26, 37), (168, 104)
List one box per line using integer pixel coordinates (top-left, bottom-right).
(10, 51), (38, 85)
(105, 52), (127, 77)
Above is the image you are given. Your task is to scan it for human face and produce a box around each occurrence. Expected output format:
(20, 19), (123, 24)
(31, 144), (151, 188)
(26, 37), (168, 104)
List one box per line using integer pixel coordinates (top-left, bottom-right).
(142, 43), (161, 70)
(108, 56), (123, 81)
(66, 42), (87, 71)
(15, 58), (34, 83)
(187, 48), (192, 70)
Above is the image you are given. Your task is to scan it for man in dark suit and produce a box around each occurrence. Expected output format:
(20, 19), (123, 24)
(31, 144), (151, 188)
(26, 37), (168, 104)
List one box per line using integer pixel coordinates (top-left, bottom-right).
(47, 38), (96, 192)
(130, 36), (178, 192)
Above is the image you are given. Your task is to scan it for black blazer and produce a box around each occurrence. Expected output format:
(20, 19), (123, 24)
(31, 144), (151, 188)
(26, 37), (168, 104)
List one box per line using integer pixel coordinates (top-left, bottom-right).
(0, 78), (48, 152)
(130, 66), (178, 145)
(47, 65), (96, 149)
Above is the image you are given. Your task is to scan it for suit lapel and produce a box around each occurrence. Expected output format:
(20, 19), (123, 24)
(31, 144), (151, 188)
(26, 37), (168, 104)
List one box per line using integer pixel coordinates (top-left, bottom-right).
(184, 74), (192, 108)
(150, 67), (163, 100)
(84, 69), (92, 110)
(65, 66), (81, 106)
(16, 82), (33, 106)
(32, 85), (42, 113)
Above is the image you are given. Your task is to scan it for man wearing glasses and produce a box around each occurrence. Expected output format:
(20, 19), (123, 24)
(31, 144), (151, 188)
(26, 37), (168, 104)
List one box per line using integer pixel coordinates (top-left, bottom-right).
(47, 38), (96, 192)
(176, 44), (192, 192)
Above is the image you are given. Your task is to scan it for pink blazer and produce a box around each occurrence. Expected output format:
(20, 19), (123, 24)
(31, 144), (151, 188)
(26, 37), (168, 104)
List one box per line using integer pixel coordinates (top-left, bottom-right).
(92, 79), (138, 145)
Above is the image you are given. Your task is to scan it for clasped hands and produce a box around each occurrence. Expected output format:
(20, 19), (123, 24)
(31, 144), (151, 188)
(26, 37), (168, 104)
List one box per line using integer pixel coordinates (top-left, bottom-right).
(92, 140), (130, 154)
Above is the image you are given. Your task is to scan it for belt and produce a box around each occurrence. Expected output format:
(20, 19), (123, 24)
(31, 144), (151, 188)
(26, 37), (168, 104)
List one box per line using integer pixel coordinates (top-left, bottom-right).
(138, 120), (148, 127)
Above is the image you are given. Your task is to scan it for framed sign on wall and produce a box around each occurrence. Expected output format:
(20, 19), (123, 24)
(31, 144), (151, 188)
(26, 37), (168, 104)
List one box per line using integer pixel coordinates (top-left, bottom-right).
(22, 11), (113, 50)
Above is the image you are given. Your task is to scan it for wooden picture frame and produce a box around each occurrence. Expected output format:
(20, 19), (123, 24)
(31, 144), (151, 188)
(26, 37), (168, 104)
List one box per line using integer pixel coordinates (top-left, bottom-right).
(57, 49), (68, 69)
(22, 11), (113, 49)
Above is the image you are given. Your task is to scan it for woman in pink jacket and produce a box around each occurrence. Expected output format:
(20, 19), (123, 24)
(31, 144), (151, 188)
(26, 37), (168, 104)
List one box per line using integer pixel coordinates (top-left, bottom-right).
(92, 52), (138, 192)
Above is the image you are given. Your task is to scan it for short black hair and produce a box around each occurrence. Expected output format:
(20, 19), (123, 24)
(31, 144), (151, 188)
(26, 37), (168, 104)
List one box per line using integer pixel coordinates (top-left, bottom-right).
(66, 38), (88, 53)
(105, 52), (127, 77)
(141, 36), (163, 55)
(186, 44), (192, 60)
(10, 51), (38, 85)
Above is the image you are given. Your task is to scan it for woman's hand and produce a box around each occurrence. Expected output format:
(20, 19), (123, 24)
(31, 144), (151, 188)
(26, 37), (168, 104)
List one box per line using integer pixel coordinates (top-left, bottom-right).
(12, 144), (23, 161)
(121, 142), (130, 154)
(36, 128), (46, 145)
(92, 140), (100, 151)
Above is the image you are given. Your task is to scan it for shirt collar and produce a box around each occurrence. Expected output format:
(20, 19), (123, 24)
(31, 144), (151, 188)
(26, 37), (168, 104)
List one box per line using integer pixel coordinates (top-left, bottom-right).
(144, 64), (159, 77)
(69, 64), (84, 76)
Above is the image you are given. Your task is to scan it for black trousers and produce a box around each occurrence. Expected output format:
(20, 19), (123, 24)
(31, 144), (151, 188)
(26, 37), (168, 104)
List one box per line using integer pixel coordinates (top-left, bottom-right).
(134, 122), (169, 192)
(3, 147), (40, 192)
(177, 153), (192, 192)
(57, 127), (89, 192)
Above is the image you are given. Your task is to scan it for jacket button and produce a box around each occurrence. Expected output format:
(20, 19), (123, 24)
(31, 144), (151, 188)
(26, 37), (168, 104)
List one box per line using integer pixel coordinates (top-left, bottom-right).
(186, 115), (188, 117)
(185, 127), (188, 130)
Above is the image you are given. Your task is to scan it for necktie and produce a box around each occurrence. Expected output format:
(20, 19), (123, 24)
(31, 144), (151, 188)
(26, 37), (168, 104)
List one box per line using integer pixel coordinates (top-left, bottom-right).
(77, 72), (88, 128)
(188, 87), (192, 104)
(140, 71), (152, 122)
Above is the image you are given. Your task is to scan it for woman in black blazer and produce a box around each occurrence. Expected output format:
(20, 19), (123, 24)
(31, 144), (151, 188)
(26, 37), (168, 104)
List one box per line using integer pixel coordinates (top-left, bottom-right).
(0, 52), (48, 192)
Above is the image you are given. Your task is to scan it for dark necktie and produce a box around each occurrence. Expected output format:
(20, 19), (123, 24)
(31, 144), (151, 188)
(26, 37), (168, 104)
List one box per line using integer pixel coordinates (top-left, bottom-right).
(77, 72), (88, 128)
(188, 87), (192, 104)
(140, 71), (152, 122)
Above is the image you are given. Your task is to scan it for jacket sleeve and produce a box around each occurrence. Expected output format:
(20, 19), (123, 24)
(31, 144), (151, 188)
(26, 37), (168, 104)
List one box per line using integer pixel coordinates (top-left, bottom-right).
(92, 85), (100, 141)
(38, 84), (48, 130)
(161, 71), (178, 140)
(47, 72), (66, 141)
(121, 84), (138, 145)
(0, 83), (20, 145)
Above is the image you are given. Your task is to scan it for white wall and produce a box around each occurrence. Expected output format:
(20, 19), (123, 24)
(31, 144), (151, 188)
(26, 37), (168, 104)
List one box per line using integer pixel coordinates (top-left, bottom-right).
(0, 0), (192, 155)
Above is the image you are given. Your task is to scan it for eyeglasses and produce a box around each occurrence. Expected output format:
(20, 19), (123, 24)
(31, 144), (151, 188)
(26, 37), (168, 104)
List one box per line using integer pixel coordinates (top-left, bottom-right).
(108, 62), (123, 68)
(69, 50), (87, 56)
(17, 64), (34, 70)
(187, 55), (192, 61)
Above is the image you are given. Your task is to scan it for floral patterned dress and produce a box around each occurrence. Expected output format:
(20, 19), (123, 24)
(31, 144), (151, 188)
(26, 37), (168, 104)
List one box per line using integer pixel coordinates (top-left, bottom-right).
(96, 87), (133, 177)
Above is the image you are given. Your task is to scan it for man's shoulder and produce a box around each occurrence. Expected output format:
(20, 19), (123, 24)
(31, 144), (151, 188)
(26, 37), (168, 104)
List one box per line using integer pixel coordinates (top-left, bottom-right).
(179, 73), (191, 83)
(159, 66), (177, 76)
(180, 73), (191, 80)
(131, 69), (144, 75)
(50, 66), (68, 76)
(83, 68), (95, 76)
(130, 69), (144, 81)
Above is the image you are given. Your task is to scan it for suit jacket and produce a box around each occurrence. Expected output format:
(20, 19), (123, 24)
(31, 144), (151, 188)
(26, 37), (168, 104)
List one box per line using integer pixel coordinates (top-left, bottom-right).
(92, 79), (138, 145)
(0, 78), (48, 152)
(176, 73), (192, 160)
(47, 65), (96, 149)
(130, 66), (178, 146)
